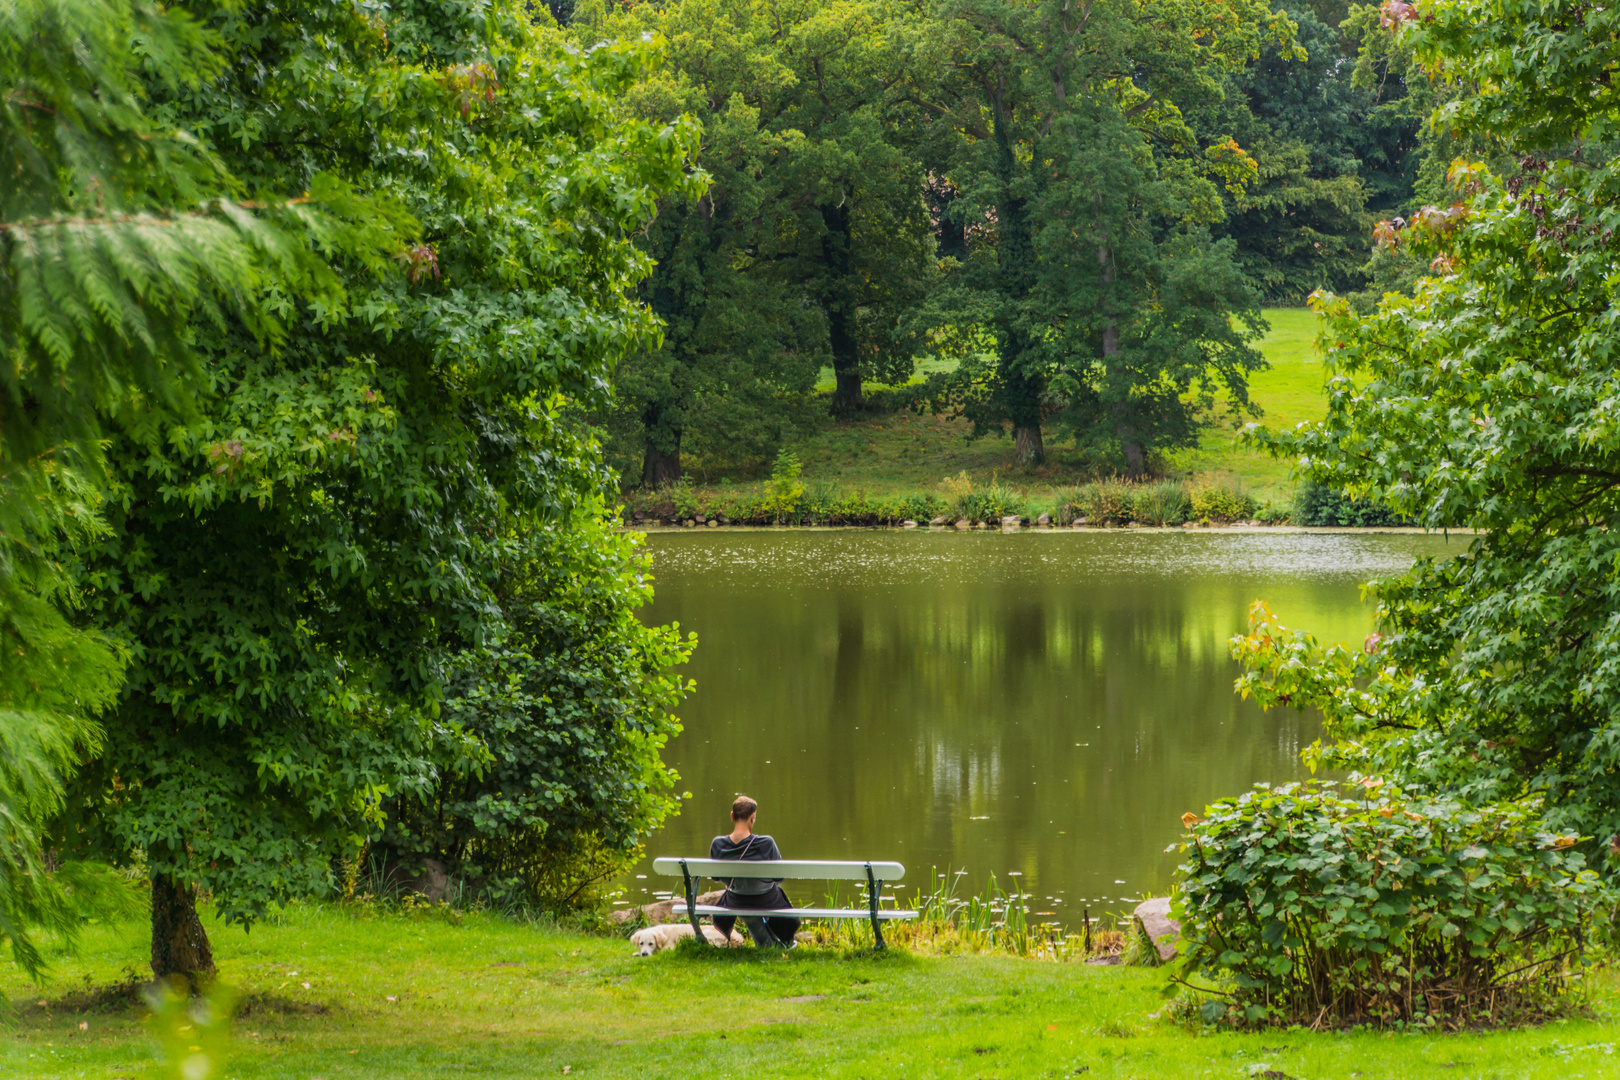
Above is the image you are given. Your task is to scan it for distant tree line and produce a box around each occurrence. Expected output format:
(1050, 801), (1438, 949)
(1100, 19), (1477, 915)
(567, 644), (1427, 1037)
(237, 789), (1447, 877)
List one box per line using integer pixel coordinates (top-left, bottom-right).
(562, 0), (1445, 482)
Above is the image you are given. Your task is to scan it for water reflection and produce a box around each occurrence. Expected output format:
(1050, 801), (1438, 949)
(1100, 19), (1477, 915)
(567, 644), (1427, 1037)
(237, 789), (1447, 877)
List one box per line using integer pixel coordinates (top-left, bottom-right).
(623, 529), (1461, 921)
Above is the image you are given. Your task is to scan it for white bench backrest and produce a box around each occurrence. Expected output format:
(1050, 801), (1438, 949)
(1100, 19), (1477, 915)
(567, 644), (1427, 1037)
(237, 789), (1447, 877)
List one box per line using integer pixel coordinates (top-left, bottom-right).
(652, 858), (905, 882)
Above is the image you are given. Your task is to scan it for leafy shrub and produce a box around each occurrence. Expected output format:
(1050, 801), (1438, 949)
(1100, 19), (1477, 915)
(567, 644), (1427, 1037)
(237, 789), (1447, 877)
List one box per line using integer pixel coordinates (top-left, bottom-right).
(1079, 478), (1133, 523)
(941, 471), (1019, 522)
(1130, 481), (1189, 526)
(378, 510), (691, 912)
(668, 476), (700, 519)
(1252, 501), (1292, 525)
(763, 450), (805, 523)
(1294, 481), (1407, 527)
(1189, 476), (1255, 522)
(1171, 782), (1610, 1029)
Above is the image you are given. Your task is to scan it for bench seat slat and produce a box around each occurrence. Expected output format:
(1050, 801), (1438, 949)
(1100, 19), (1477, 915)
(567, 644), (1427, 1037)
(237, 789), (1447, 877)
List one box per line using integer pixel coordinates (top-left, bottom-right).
(652, 858), (905, 881)
(674, 904), (918, 921)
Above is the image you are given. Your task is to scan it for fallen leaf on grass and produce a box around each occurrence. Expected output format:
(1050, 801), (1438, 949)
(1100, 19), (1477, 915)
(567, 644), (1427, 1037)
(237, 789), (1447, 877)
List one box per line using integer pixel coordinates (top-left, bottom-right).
(562, 1068), (571, 1075)
(301, 982), (311, 989)
(385, 996), (398, 1002)
(78, 1022), (88, 1031)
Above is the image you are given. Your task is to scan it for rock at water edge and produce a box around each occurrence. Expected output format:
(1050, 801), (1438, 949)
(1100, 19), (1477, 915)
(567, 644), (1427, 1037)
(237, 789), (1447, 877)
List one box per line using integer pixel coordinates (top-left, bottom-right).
(1133, 897), (1180, 962)
(608, 889), (727, 925)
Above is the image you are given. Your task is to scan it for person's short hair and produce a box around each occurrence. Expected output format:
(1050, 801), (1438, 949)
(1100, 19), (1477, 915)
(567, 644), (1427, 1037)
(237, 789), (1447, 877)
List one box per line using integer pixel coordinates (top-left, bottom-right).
(731, 795), (758, 821)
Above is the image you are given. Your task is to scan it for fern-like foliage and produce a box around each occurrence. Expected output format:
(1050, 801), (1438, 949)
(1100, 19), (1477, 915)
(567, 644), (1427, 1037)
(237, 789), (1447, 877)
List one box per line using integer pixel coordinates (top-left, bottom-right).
(0, 0), (394, 981)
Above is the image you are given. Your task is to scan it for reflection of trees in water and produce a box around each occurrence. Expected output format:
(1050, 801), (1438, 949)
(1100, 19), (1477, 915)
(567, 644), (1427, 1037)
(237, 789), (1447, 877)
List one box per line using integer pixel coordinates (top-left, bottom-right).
(648, 578), (1342, 904)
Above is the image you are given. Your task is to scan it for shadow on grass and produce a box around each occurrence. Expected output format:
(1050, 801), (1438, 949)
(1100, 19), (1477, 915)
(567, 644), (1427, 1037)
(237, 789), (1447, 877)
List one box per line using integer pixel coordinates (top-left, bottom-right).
(667, 937), (916, 967)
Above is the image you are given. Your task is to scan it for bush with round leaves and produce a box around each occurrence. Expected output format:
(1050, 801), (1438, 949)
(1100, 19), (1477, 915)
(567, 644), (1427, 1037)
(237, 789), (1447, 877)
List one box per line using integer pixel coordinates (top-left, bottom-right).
(1169, 781), (1612, 1029)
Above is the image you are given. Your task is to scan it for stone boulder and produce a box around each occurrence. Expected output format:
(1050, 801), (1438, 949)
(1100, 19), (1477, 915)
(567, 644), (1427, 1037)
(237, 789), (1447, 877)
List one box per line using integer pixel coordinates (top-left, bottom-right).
(378, 857), (451, 902)
(1001, 515), (1022, 528)
(1132, 897), (1180, 962)
(929, 516), (948, 526)
(901, 520), (918, 528)
(955, 518), (970, 530)
(609, 889), (727, 926)
(1036, 513), (1051, 526)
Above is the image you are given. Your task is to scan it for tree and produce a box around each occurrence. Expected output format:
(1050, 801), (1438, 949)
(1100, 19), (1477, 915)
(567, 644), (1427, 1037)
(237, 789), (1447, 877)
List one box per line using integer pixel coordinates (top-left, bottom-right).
(579, 0), (939, 483)
(923, 0), (1287, 473)
(58, 0), (698, 983)
(1234, 0), (1620, 861)
(1199, 4), (1380, 300)
(0, 0), (342, 978)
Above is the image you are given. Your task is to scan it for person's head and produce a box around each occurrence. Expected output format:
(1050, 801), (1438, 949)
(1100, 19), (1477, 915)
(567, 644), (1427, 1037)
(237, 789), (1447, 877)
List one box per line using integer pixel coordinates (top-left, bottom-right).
(731, 795), (758, 830)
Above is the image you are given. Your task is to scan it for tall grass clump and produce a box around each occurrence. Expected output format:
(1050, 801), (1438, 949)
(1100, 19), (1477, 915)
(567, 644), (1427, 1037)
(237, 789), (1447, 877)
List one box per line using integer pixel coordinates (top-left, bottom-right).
(941, 471), (1019, 522)
(1130, 480), (1190, 526)
(798, 871), (1126, 961)
(1189, 475), (1255, 522)
(1078, 477), (1134, 524)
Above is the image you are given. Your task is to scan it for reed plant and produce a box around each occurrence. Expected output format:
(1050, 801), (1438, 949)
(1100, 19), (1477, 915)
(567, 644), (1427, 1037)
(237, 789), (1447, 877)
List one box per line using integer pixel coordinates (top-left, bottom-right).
(798, 871), (1127, 962)
(1131, 480), (1190, 526)
(1079, 477), (1134, 524)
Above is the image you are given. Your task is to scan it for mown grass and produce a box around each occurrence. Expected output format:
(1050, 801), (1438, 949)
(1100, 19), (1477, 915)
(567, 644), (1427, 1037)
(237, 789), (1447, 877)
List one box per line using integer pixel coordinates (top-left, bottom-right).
(7, 903), (1620, 1079)
(689, 309), (1328, 505)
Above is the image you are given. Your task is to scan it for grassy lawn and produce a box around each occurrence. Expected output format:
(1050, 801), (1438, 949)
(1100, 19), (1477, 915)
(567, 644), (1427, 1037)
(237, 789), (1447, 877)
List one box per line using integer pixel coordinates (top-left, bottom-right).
(8, 904), (1620, 1079)
(699, 309), (1328, 506)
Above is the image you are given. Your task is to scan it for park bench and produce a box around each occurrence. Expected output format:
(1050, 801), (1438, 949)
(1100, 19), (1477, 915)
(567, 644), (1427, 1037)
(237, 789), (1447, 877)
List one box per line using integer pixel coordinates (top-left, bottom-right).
(652, 857), (918, 949)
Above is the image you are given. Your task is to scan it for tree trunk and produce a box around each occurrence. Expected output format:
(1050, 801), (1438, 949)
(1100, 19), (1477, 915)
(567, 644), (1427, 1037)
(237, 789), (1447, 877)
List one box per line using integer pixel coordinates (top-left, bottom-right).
(822, 202), (861, 416)
(151, 875), (215, 987)
(831, 365), (862, 416)
(1097, 244), (1141, 478)
(1014, 424), (1045, 467)
(993, 93), (1045, 468)
(641, 442), (681, 487)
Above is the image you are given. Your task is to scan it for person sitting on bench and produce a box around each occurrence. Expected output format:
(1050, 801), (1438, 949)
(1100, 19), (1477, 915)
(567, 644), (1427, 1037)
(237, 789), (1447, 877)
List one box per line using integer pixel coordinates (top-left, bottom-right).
(709, 795), (802, 948)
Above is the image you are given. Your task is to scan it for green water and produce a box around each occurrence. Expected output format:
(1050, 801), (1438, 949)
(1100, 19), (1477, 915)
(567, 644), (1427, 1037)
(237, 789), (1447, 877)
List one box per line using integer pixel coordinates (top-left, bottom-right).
(622, 528), (1461, 922)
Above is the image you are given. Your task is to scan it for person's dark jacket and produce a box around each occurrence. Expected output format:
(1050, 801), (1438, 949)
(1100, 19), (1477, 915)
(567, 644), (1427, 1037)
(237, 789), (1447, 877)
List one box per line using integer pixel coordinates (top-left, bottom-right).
(709, 833), (782, 895)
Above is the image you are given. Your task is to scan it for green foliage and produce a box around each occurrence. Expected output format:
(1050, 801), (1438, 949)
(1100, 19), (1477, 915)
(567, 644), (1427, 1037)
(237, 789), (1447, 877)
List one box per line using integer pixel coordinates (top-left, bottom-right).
(59, 0), (699, 949)
(1076, 478), (1135, 525)
(1171, 782), (1609, 1028)
(146, 978), (235, 1079)
(1189, 476), (1257, 522)
(378, 511), (690, 912)
(920, 0), (1283, 472)
(582, 0), (938, 482)
(1238, 0), (1620, 854)
(0, 0), (337, 468)
(1132, 481), (1192, 527)
(764, 450), (807, 523)
(0, 0), (329, 980)
(1293, 480), (1406, 526)
(940, 470), (1018, 523)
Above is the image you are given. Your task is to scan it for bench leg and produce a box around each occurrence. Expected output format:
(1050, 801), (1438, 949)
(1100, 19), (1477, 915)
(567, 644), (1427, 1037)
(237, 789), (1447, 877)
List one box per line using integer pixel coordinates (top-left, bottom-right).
(679, 861), (707, 946)
(865, 866), (886, 950)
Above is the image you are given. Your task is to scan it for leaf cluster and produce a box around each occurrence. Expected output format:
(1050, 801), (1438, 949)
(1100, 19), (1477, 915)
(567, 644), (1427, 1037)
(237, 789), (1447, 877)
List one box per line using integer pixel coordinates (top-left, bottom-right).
(1171, 781), (1612, 1028)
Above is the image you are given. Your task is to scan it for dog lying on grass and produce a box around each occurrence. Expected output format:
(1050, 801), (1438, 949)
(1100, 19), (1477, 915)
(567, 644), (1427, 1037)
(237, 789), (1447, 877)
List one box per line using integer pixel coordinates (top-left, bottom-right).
(630, 923), (743, 955)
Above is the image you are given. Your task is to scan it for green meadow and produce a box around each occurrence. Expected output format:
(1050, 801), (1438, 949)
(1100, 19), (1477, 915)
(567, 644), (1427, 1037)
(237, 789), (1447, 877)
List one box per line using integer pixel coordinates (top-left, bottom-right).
(7, 904), (1619, 1080)
(723, 309), (1330, 507)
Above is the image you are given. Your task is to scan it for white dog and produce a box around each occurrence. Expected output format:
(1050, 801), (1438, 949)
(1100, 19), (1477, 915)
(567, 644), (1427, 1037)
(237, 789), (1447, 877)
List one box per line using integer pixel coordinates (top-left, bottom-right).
(630, 922), (742, 955)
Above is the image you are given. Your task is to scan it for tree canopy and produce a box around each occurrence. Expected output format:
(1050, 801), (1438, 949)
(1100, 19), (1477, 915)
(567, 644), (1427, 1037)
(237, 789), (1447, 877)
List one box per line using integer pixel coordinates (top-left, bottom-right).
(30, 0), (698, 981)
(1235, 0), (1620, 861)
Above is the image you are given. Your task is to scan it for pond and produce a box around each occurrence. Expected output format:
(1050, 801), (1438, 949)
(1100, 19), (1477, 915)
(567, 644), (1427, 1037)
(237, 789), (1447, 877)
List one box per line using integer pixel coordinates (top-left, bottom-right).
(619, 528), (1462, 923)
